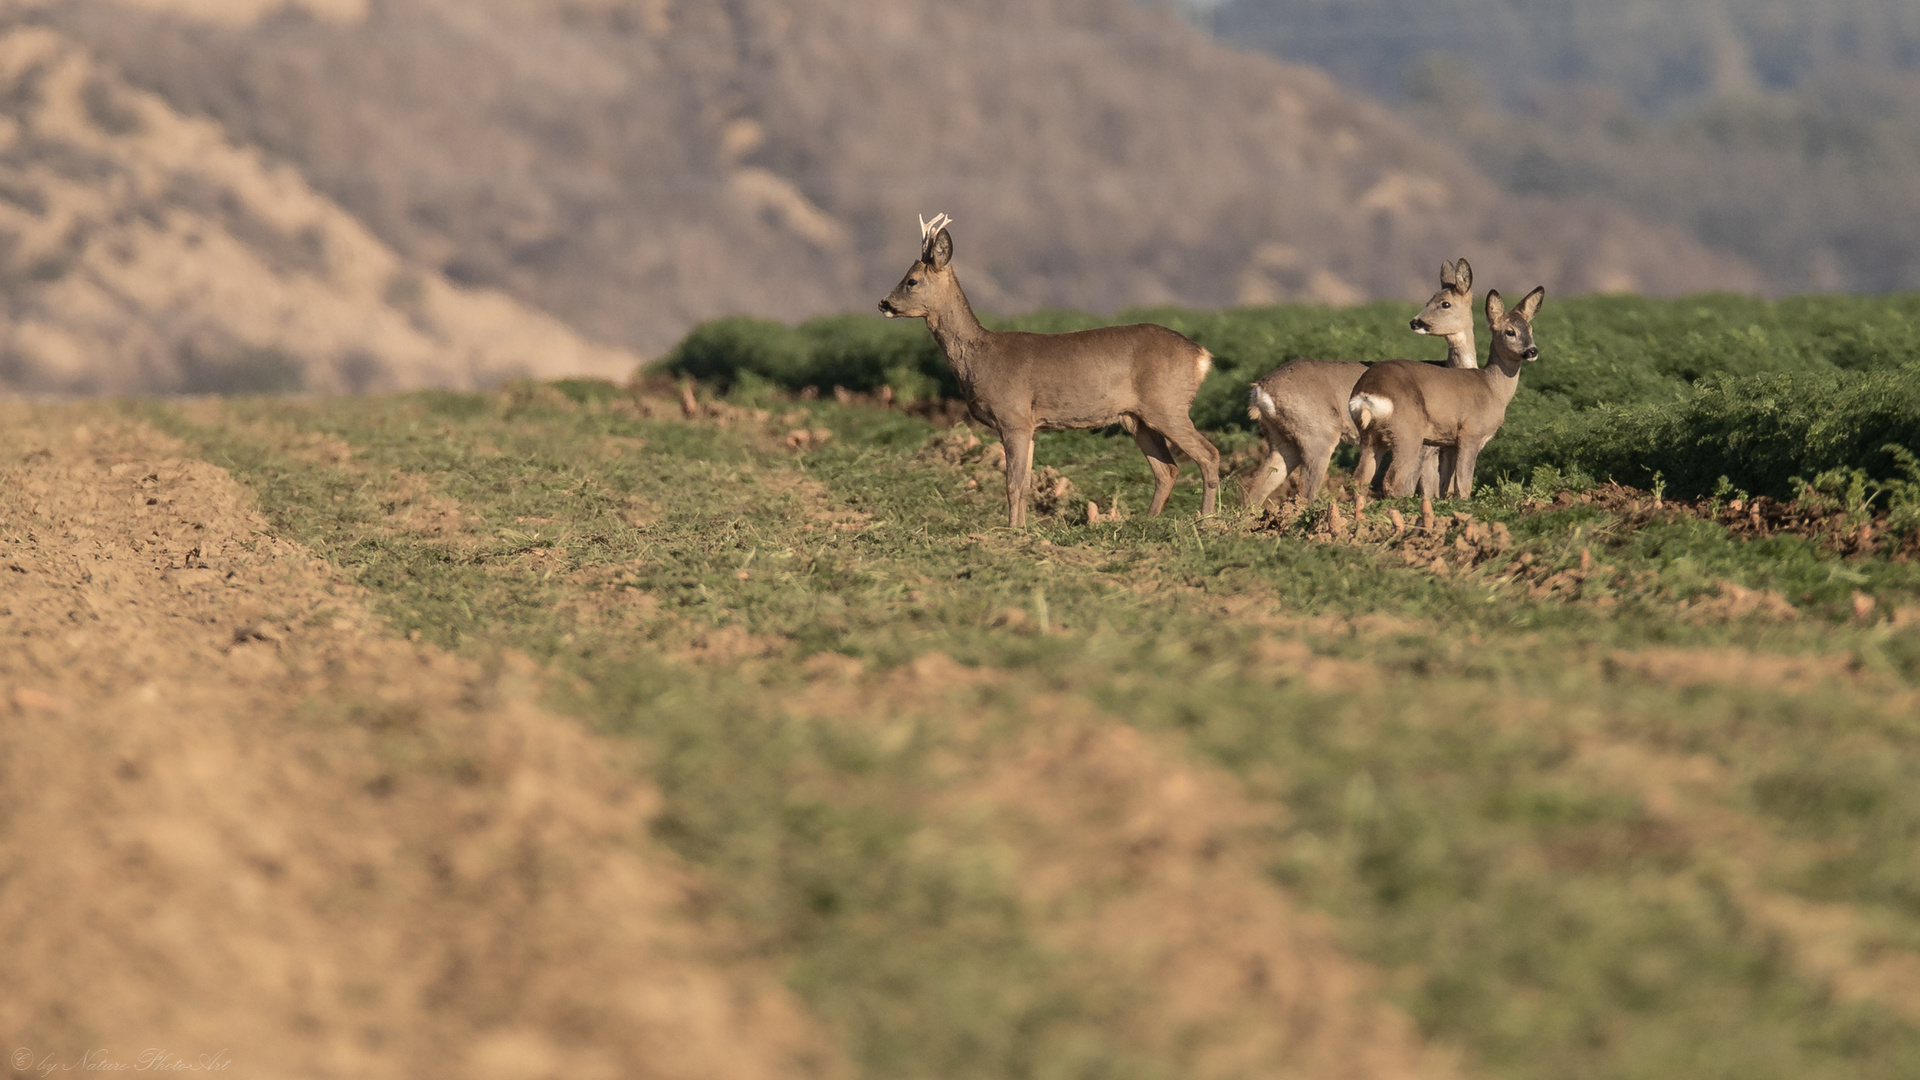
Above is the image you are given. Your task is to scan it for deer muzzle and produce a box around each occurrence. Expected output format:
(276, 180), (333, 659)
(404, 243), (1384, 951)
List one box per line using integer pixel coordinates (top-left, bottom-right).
(878, 299), (898, 318)
(1409, 318), (1429, 333)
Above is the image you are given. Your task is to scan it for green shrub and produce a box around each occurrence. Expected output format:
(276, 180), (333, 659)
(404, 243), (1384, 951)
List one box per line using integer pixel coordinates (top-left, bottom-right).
(549, 377), (622, 404)
(662, 316), (812, 389)
(660, 292), (1920, 495)
(661, 314), (951, 398)
(1486, 367), (1920, 498)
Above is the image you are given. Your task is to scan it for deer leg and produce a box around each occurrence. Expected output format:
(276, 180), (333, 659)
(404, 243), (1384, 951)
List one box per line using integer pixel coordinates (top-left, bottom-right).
(1245, 439), (1301, 510)
(1416, 446), (1444, 500)
(1352, 430), (1381, 493)
(1381, 431), (1424, 498)
(1157, 418), (1221, 516)
(1002, 425), (1036, 527)
(1435, 446), (1459, 499)
(1452, 439), (1486, 499)
(1129, 424), (1180, 517)
(1297, 436), (1338, 502)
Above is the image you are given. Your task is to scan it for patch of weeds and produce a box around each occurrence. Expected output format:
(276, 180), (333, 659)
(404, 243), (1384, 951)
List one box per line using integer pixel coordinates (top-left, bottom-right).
(142, 390), (1920, 1080)
(145, 394), (1170, 1080)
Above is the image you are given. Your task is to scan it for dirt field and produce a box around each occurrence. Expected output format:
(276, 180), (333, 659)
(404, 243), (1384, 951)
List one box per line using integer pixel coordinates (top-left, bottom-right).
(7, 391), (1920, 1080)
(0, 400), (1468, 1078)
(0, 405), (835, 1078)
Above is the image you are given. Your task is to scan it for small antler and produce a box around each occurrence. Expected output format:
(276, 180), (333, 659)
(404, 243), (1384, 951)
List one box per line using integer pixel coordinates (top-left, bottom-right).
(919, 213), (954, 242)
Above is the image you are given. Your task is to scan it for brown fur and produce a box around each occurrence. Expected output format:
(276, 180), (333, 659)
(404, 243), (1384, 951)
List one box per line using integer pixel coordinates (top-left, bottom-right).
(1244, 259), (1478, 509)
(881, 221), (1220, 527)
(1350, 286), (1545, 499)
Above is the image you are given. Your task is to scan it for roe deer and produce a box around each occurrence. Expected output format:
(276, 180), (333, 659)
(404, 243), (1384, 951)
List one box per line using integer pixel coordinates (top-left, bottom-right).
(1349, 285), (1545, 498)
(1244, 258), (1477, 509)
(879, 215), (1220, 527)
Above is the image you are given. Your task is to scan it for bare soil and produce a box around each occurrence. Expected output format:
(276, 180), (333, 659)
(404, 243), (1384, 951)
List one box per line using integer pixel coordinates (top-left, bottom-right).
(0, 404), (839, 1080)
(978, 709), (1463, 1080)
(0, 398), (1466, 1080)
(779, 654), (1462, 1080)
(14, 396), (1917, 1079)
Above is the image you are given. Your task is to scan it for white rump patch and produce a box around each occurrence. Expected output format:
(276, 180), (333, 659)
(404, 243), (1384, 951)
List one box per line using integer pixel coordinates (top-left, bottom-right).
(1349, 393), (1393, 428)
(1195, 349), (1214, 382)
(1248, 385), (1278, 421)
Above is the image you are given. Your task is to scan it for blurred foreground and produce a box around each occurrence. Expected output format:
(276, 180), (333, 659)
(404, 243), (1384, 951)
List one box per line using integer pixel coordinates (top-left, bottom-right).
(6, 387), (1920, 1079)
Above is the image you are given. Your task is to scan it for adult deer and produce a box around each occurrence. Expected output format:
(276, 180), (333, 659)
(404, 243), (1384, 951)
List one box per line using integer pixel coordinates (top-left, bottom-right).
(879, 215), (1220, 527)
(1244, 259), (1477, 509)
(1349, 285), (1545, 498)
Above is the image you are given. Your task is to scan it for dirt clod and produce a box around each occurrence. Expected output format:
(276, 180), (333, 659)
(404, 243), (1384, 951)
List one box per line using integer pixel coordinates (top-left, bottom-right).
(1029, 466), (1078, 518)
(785, 426), (835, 450)
(1852, 590), (1879, 622)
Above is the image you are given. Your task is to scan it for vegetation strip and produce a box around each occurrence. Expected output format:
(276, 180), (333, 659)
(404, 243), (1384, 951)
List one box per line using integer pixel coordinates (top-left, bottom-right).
(664, 291), (1920, 501)
(147, 385), (1920, 1080)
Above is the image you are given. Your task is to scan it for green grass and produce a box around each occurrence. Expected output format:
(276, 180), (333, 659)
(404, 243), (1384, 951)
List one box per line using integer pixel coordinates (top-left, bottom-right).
(662, 293), (1920, 499)
(143, 384), (1920, 1080)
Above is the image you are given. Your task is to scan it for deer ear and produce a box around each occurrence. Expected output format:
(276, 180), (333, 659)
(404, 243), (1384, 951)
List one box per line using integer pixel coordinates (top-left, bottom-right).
(1485, 289), (1506, 323)
(1440, 260), (1457, 289)
(1453, 258), (1472, 295)
(927, 228), (953, 270)
(1517, 285), (1545, 320)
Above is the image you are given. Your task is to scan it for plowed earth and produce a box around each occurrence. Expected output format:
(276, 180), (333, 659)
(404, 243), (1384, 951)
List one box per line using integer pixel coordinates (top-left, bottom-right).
(0, 406), (837, 1080)
(0, 401), (1460, 1079)
(10, 391), (1920, 1080)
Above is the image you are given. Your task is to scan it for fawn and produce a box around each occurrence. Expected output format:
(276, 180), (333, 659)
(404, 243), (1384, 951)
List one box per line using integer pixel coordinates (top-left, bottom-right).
(1244, 259), (1478, 508)
(1349, 286), (1545, 498)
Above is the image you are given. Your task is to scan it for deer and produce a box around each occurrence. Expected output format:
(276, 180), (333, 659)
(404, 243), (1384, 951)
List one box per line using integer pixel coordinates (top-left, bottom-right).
(879, 214), (1220, 527)
(1348, 285), (1545, 498)
(1244, 258), (1478, 510)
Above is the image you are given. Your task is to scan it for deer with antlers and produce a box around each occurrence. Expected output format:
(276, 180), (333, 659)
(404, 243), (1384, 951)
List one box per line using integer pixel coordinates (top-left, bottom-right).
(1349, 285), (1545, 498)
(1244, 259), (1479, 510)
(880, 215), (1220, 527)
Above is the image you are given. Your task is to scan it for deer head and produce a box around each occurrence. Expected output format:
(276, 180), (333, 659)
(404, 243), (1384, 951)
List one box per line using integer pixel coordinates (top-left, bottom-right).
(878, 214), (955, 319)
(1485, 286), (1545, 365)
(1409, 257), (1474, 337)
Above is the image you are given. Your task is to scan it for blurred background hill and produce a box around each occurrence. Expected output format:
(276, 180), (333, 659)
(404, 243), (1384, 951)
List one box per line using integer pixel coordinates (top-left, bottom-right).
(1213, 0), (1920, 294)
(0, 0), (1767, 391)
(0, 14), (638, 393)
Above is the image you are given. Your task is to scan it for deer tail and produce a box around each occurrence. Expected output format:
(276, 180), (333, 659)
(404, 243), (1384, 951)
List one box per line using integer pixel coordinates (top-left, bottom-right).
(1349, 393), (1391, 430)
(1194, 348), (1214, 384)
(1247, 384), (1278, 422)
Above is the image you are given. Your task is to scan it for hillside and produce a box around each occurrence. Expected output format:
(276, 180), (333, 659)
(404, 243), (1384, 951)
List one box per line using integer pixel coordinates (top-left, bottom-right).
(1214, 0), (1920, 114)
(33, 0), (1762, 362)
(1213, 0), (1920, 293)
(0, 23), (637, 394)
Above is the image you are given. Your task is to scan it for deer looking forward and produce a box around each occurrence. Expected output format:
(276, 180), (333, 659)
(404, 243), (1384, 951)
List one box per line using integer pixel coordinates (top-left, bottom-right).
(1245, 259), (1478, 509)
(1349, 285), (1545, 498)
(879, 215), (1220, 527)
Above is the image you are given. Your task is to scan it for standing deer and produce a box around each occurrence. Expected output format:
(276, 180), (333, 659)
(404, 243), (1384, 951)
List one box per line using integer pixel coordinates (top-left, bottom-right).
(879, 215), (1220, 527)
(1244, 259), (1478, 509)
(1349, 285), (1545, 498)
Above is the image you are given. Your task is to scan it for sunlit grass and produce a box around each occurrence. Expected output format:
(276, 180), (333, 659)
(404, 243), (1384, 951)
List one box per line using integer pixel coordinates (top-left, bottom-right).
(144, 386), (1920, 1080)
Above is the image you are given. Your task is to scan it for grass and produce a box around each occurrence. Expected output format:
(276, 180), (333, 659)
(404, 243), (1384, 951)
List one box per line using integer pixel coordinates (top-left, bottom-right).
(143, 380), (1920, 1080)
(663, 293), (1920, 499)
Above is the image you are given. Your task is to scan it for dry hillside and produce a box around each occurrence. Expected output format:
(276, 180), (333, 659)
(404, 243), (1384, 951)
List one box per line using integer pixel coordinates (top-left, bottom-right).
(34, 0), (1762, 362)
(1214, 0), (1920, 294)
(0, 22), (637, 394)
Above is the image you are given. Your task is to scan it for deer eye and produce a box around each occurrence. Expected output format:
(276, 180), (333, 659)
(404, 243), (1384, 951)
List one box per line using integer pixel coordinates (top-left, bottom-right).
(907, 278), (919, 287)
(1506, 329), (1517, 336)
(1440, 301), (1451, 308)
